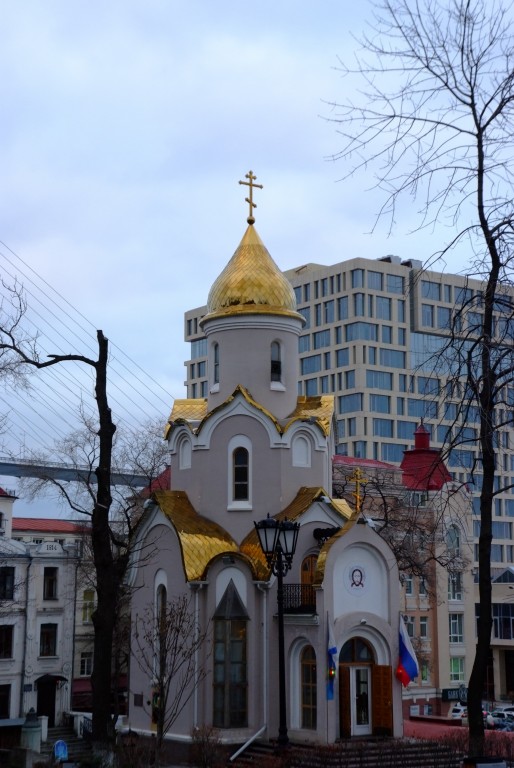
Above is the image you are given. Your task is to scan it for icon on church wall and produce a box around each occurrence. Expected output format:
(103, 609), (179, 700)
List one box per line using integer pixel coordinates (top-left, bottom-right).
(344, 565), (368, 595)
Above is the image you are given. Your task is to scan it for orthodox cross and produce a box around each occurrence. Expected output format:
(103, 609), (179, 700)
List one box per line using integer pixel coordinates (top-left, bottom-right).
(348, 467), (367, 514)
(239, 170), (263, 224)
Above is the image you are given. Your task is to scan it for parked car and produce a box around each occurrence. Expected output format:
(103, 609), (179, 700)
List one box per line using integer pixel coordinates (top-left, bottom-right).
(490, 710), (514, 729)
(450, 704), (467, 719)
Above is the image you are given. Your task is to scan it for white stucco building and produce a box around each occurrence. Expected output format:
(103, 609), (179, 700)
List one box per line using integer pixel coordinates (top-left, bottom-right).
(128, 190), (405, 747)
(0, 489), (79, 726)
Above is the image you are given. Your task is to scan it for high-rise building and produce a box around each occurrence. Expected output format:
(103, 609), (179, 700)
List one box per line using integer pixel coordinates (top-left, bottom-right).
(184, 254), (514, 702)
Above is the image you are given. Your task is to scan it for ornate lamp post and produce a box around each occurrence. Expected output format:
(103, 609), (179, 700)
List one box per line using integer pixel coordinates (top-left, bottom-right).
(254, 516), (300, 748)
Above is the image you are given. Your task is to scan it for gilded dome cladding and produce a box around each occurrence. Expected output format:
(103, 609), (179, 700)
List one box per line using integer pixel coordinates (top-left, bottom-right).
(204, 225), (300, 321)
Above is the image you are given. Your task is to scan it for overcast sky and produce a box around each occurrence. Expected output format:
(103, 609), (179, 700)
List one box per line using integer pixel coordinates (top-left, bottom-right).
(0, 1), (492, 512)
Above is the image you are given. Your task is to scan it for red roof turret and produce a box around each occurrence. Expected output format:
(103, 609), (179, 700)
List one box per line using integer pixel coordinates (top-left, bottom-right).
(400, 422), (452, 491)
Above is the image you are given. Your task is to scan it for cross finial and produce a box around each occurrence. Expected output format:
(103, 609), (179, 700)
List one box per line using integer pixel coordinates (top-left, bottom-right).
(349, 467), (367, 514)
(239, 170), (263, 225)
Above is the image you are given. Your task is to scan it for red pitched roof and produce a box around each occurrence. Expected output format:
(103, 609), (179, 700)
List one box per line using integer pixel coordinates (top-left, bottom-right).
(12, 518), (90, 534)
(333, 455), (396, 470)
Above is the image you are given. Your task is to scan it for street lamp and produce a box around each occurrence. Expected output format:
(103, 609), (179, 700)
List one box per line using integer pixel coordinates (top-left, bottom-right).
(254, 515), (300, 748)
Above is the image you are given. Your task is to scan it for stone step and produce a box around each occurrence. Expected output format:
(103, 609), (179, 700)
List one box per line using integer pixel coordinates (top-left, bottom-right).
(231, 739), (463, 768)
(40, 725), (92, 762)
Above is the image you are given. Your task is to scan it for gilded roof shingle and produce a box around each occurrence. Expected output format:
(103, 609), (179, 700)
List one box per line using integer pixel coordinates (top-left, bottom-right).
(201, 225), (303, 323)
(153, 490), (239, 581)
(166, 387), (334, 439)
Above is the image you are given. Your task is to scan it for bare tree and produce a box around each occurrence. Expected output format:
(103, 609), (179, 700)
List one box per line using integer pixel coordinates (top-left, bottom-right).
(132, 594), (208, 766)
(329, 0), (514, 753)
(332, 463), (468, 589)
(0, 285), (168, 750)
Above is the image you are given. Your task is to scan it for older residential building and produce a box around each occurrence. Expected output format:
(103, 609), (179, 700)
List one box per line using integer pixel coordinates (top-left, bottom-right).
(0, 491), (80, 725)
(184, 254), (514, 704)
(11, 516), (95, 714)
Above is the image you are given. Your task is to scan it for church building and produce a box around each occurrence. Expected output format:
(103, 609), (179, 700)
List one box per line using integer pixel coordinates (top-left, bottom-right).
(127, 174), (404, 747)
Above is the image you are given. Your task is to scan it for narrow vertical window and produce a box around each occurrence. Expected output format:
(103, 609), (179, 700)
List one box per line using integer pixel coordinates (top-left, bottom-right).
(213, 343), (220, 384)
(82, 589), (95, 623)
(271, 342), (281, 382)
(301, 645), (317, 729)
(213, 581), (248, 728)
(43, 568), (58, 600)
(233, 448), (249, 500)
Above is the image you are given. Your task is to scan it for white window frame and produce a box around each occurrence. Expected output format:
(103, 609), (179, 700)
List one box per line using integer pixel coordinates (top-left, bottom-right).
(227, 435), (252, 511)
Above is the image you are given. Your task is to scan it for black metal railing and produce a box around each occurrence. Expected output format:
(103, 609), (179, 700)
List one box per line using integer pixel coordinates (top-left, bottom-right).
(283, 584), (316, 614)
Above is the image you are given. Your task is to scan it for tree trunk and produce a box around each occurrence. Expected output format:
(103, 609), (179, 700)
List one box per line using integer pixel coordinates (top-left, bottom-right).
(90, 331), (117, 746)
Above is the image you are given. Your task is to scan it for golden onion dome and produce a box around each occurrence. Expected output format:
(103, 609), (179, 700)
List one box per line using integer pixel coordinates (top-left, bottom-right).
(202, 224), (302, 324)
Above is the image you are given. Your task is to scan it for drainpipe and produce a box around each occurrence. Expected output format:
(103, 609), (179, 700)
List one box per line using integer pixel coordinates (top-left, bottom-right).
(256, 582), (270, 729)
(188, 582), (206, 729)
(20, 553), (33, 717)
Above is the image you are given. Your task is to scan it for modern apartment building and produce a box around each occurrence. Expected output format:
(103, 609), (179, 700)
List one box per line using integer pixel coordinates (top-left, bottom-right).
(184, 254), (514, 703)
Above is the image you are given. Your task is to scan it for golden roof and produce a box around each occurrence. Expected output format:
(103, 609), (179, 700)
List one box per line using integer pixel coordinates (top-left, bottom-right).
(285, 395), (335, 437)
(165, 387), (334, 439)
(153, 490), (239, 581)
(240, 487), (353, 580)
(201, 225), (303, 324)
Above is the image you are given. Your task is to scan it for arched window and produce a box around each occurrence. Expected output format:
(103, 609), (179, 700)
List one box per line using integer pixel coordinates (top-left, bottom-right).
(233, 448), (249, 500)
(446, 525), (461, 555)
(179, 436), (192, 469)
(213, 581), (248, 728)
(271, 341), (282, 382)
(228, 436), (252, 510)
(340, 637), (374, 663)
(292, 434), (311, 467)
(213, 343), (220, 385)
(301, 645), (317, 729)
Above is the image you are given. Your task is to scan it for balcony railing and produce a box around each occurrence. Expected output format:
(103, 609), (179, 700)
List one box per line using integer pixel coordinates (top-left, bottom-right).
(283, 584), (316, 614)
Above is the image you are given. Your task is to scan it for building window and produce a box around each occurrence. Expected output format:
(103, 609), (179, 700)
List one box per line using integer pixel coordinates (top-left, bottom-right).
(449, 614), (464, 644)
(82, 590), (95, 623)
(387, 274), (404, 294)
(449, 657), (465, 682)
(40, 624), (58, 656)
(446, 525), (461, 555)
(419, 616), (429, 639)
(376, 296), (392, 320)
(351, 269), (364, 288)
(366, 370), (392, 389)
(448, 573), (463, 601)
(233, 448), (249, 501)
(367, 270), (383, 290)
(80, 651), (93, 676)
(213, 343), (220, 384)
(300, 645), (317, 729)
(0, 685), (10, 718)
(213, 583), (248, 728)
(43, 568), (58, 600)
(373, 418), (394, 437)
(369, 394), (390, 413)
(271, 342), (282, 382)
(404, 615), (415, 638)
(421, 280), (441, 301)
(0, 568), (14, 600)
(404, 576), (413, 595)
(0, 626), (13, 658)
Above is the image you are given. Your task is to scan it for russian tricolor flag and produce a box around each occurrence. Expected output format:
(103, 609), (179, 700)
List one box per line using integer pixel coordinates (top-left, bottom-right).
(396, 615), (419, 686)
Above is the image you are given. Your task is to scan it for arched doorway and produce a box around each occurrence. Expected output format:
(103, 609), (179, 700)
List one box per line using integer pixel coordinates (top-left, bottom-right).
(339, 638), (392, 738)
(301, 555), (317, 612)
